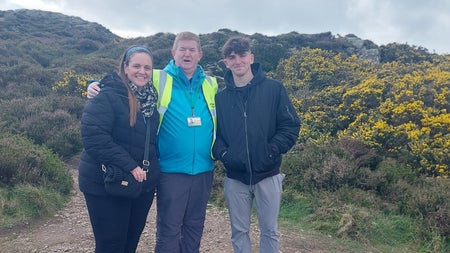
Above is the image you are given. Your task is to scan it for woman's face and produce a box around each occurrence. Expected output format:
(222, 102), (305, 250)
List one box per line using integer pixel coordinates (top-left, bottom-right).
(125, 52), (153, 89)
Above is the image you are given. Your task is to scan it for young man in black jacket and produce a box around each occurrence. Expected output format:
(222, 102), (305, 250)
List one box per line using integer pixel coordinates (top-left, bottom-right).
(212, 36), (300, 253)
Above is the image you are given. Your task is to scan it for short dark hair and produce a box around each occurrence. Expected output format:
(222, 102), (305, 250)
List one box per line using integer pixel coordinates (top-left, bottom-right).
(221, 36), (251, 58)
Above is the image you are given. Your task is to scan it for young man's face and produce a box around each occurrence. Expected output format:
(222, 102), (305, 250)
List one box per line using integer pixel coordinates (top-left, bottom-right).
(223, 51), (254, 77)
(172, 39), (203, 76)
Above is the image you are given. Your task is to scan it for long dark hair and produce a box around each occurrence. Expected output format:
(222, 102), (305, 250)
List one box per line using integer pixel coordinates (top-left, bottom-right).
(117, 46), (153, 126)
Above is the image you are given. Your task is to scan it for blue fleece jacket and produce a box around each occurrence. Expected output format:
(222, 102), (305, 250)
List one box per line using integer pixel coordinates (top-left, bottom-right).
(157, 60), (214, 175)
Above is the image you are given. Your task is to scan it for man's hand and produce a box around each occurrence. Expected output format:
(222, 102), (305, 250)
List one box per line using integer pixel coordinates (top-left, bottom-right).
(87, 81), (101, 99)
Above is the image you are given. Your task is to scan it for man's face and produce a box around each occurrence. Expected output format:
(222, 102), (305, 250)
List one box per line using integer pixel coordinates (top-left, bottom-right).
(172, 40), (203, 77)
(223, 51), (254, 77)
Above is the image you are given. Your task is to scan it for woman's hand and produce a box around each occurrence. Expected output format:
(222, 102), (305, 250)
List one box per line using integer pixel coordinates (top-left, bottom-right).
(131, 166), (147, 182)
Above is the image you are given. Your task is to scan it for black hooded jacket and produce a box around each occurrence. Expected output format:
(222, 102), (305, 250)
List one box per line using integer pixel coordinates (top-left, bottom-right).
(212, 63), (300, 185)
(78, 72), (160, 195)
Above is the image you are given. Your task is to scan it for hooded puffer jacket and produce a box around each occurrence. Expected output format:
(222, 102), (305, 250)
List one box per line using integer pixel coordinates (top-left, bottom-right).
(78, 72), (160, 195)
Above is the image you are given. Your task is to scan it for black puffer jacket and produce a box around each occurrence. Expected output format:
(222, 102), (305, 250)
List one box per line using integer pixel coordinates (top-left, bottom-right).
(78, 72), (160, 195)
(212, 63), (300, 185)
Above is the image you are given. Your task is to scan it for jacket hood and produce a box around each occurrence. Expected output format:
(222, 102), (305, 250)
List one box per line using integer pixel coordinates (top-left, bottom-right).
(100, 72), (126, 90)
(100, 72), (128, 97)
(163, 59), (206, 84)
(223, 62), (266, 90)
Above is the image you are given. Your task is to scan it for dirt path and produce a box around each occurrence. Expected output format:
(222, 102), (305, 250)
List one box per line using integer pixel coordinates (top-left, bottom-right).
(0, 157), (329, 253)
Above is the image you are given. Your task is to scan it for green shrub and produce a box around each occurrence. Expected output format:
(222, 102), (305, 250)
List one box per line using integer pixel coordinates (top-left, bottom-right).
(304, 189), (420, 250)
(210, 162), (226, 207)
(1, 184), (67, 229)
(282, 138), (450, 250)
(0, 94), (84, 158)
(280, 188), (312, 223)
(55, 94), (85, 119)
(0, 133), (73, 229)
(282, 137), (382, 192)
(45, 125), (82, 159)
(0, 82), (51, 100)
(407, 178), (450, 238)
(282, 142), (333, 192)
(21, 110), (72, 144)
(0, 133), (73, 193)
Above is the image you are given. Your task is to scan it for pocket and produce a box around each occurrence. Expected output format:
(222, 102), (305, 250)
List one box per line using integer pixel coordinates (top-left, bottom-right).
(265, 144), (281, 165)
(222, 149), (246, 172)
(253, 144), (281, 173)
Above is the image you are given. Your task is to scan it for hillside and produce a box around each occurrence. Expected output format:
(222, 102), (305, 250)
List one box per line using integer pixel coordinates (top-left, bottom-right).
(0, 9), (118, 46)
(1, 9), (450, 252)
(1, 8), (435, 98)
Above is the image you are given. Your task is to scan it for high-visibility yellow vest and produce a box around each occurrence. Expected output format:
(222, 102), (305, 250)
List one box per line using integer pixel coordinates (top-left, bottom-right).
(152, 69), (218, 153)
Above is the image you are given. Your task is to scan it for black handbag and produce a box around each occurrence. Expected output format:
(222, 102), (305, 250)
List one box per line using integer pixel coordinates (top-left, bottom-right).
(102, 163), (142, 198)
(102, 118), (152, 198)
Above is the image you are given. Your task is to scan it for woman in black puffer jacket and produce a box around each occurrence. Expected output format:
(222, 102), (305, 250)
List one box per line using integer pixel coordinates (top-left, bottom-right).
(78, 46), (160, 253)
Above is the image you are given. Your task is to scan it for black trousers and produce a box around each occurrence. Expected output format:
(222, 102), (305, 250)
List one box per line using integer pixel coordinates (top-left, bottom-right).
(84, 189), (155, 253)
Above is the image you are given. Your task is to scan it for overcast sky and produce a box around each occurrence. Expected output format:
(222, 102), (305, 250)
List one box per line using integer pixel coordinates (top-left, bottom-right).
(1, 0), (449, 54)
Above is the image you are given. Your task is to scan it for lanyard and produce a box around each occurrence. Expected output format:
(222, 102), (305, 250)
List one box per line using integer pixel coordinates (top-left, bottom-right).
(181, 81), (201, 116)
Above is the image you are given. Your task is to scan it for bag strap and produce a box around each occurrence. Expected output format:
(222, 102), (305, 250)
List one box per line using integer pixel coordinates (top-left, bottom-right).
(142, 118), (151, 172)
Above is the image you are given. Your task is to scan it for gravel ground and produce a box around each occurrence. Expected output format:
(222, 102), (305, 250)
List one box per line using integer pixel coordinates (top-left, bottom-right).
(0, 156), (329, 253)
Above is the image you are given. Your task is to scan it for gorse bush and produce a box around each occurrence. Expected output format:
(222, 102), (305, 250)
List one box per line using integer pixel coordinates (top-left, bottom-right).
(52, 70), (102, 98)
(280, 48), (450, 178)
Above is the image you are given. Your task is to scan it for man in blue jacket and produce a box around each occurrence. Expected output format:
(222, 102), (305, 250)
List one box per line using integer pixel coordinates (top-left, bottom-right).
(152, 32), (217, 253)
(88, 32), (218, 253)
(213, 36), (300, 253)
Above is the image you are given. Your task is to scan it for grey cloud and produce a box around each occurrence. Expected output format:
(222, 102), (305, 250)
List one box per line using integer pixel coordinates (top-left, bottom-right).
(1, 0), (448, 53)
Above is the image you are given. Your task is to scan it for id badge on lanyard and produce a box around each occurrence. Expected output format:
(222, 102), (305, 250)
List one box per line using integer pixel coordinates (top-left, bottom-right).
(187, 116), (202, 127)
(185, 82), (202, 127)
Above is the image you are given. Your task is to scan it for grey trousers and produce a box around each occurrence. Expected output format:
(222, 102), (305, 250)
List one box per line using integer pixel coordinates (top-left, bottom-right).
(155, 171), (213, 253)
(224, 173), (285, 253)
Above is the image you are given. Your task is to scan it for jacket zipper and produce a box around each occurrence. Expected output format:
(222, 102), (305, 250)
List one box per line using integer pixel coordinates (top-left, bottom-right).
(242, 99), (253, 185)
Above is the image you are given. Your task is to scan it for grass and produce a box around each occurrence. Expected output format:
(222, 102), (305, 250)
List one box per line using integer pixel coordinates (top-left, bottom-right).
(278, 189), (450, 253)
(0, 133), (74, 231)
(0, 184), (70, 230)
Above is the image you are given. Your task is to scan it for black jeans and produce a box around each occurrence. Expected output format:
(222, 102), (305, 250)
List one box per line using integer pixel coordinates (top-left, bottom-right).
(84, 190), (155, 253)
